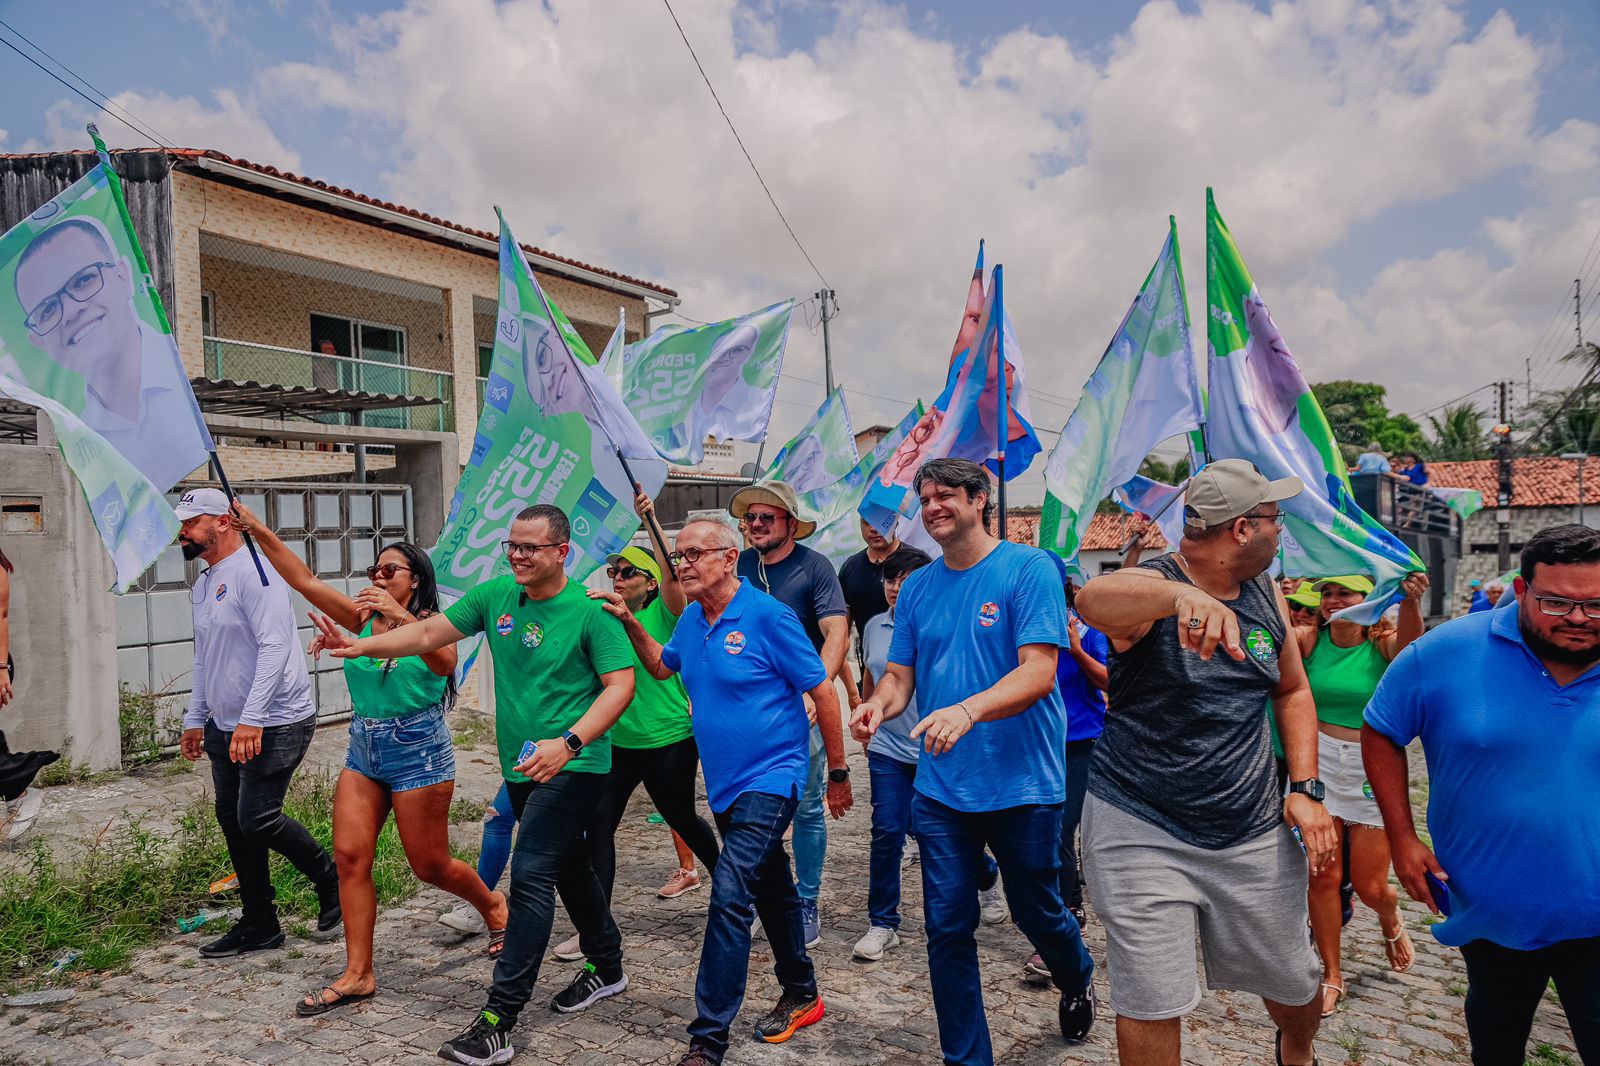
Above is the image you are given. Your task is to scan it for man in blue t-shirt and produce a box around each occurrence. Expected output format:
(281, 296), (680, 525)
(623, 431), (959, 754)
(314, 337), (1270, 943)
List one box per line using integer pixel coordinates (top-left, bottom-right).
(1364, 524), (1600, 1066)
(599, 519), (852, 1066)
(730, 480), (848, 949)
(852, 458), (1096, 1063)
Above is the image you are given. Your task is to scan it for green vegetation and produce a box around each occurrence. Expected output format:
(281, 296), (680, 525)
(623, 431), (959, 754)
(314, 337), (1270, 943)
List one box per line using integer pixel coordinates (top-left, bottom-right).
(450, 710), (496, 751)
(1527, 1044), (1578, 1066)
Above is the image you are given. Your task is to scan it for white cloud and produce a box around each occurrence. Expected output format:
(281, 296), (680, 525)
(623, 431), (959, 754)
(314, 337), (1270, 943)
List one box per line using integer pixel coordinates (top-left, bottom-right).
(32, 90), (301, 171)
(239, 0), (1592, 499)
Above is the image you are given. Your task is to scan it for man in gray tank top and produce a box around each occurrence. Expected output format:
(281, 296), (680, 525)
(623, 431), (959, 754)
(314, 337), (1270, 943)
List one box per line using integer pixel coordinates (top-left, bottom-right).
(1076, 460), (1337, 1066)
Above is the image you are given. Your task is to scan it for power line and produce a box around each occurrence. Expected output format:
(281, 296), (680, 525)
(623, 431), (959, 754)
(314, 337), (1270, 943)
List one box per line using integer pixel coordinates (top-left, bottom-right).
(1408, 381), (1497, 419)
(659, 0), (830, 290)
(0, 21), (174, 150)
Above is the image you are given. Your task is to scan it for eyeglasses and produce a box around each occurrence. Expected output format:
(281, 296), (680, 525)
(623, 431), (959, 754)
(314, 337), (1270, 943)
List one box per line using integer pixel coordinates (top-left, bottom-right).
(744, 512), (785, 528)
(668, 546), (736, 567)
(1532, 593), (1600, 620)
(502, 540), (564, 558)
(24, 262), (116, 336)
(1241, 511), (1286, 527)
(366, 563), (413, 580)
(606, 565), (644, 580)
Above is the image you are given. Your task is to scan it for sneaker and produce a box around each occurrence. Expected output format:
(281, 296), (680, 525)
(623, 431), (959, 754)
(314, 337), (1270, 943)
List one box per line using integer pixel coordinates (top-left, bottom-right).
(1023, 952), (1051, 985)
(437, 1009), (514, 1065)
(199, 921), (285, 958)
(1059, 983), (1096, 1043)
(1068, 905), (1089, 930)
(439, 899), (488, 934)
(753, 988), (824, 1043)
(316, 882), (343, 934)
(676, 1047), (719, 1066)
(552, 933), (584, 961)
(550, 962), (629, 1014)
(852, 926), (899, 961)
(659, 868), (702, 899)
(2, 789), (41, 841)
(799, 898), (821, 949)
(979, 883), (1006, 925)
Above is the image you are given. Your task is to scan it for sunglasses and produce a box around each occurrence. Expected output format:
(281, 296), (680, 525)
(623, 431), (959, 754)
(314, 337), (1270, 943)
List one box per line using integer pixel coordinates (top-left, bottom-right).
(366, 563), (413, 580)
(744, 512), (786, 527)
(606, 565), (646, 580)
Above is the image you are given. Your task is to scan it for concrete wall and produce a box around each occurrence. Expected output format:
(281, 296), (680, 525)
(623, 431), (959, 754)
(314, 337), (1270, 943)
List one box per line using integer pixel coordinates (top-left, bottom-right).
(1453, 505), (1600, 608)
(0, 443), (121, 770)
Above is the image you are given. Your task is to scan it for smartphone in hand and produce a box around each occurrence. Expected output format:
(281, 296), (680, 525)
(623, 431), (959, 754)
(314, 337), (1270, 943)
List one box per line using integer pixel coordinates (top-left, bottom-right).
(1425, 871), (1452, 917)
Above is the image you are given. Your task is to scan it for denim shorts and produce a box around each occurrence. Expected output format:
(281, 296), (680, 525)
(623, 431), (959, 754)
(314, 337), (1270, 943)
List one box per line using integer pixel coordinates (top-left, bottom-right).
(344, 703), (455, 792)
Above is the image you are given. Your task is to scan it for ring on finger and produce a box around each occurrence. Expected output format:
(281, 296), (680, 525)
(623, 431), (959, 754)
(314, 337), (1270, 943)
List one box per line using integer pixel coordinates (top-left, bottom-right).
(1185, 616), (1205, 629)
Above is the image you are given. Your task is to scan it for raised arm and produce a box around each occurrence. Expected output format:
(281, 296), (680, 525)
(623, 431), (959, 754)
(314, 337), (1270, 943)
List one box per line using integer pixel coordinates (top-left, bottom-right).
(1078, 566), (1244, 660)
(320, 610), (466, 661)
(634, 488), (686, 617)
(232, 502), (362, 632)
(1379, 572), (1429, 661)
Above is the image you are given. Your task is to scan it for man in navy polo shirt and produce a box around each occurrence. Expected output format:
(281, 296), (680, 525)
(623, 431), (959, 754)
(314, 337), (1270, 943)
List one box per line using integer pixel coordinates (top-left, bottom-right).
(852, 458), (1096, 1064)
(597, 518), (853, 1066)
(1365, 524), (1600, 1066)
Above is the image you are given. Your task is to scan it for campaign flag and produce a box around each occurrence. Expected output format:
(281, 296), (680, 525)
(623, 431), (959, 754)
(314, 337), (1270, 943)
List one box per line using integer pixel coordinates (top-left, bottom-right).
(787, 401), (923, 566)
(764, 387), (859, 493)
(1429, 485), (1484, 520)
(1037, 221), (1204, 572)
(1110, 474), (1188, 556)
(1205, 190), (1421, 623)
(597, 308), (626, 394)
(621, 300), (792, 464)
(431, 209), (667, 609)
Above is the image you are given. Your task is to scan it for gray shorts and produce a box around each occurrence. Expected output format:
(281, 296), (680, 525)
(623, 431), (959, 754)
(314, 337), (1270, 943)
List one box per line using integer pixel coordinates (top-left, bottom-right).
(1082, 793), (1321, 1020)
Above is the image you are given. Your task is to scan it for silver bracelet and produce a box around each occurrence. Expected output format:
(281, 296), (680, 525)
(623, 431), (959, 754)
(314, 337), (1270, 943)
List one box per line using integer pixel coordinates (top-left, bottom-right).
(956, 701), (975, 727)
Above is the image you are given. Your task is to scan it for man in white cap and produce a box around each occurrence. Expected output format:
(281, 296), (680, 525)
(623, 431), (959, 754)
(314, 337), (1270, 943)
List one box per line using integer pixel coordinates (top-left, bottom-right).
(729, 480), (848, 949)
(174, 488), (340, 958)
(1075, 459), (1336, 1066)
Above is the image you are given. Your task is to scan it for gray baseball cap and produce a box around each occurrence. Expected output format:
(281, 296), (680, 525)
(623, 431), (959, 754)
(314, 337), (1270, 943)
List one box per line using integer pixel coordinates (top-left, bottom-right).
(1183, 459), (1301, 528)
(173, 487), (232, 520)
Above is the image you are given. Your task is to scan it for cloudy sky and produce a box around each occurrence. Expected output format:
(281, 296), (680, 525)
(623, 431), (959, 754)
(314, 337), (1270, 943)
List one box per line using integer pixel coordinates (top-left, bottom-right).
(7, 0), (1600, 503)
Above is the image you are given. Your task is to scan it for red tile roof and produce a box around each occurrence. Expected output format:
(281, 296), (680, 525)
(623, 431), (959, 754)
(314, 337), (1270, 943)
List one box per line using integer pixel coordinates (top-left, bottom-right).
(1425, 457), (1591, 508)
(5, 147), (677, 298)
(997, 509), (1169, 551)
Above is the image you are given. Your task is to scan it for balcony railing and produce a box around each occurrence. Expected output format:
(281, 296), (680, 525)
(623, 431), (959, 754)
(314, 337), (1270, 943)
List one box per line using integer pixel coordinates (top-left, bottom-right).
(1350, 473), (1459, 539)
(202, 336), (455, 433)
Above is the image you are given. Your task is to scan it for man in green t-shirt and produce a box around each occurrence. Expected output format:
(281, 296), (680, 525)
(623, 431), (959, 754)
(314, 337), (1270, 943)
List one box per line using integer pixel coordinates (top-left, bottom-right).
(320, 504), (635, 1065)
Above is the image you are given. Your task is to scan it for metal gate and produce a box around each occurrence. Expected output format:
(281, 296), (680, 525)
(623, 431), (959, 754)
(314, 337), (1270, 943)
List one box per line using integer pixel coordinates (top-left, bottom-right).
(116, 480), (414, 733)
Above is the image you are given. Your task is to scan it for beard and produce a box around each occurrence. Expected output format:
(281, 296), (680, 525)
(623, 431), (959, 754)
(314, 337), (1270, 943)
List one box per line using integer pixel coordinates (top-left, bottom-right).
(1519, 613), (1600, 666)
(180, 538), (205, 560)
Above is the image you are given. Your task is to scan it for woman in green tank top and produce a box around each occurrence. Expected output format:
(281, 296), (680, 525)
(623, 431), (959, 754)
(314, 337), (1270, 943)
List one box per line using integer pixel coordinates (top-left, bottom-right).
(232, 504), (508, 1016)
(1294, 571), (1428, 1017)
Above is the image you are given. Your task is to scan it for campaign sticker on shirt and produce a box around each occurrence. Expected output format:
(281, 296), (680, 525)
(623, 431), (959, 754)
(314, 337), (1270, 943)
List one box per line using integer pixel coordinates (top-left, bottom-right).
(977, 602), (999, 628)
(214, 583), (227, 602)
(496, 613), (514, 637)
(1245, 627), (1277, 663)
(723, 631), (746, 655)
(522, 621), (544, 649)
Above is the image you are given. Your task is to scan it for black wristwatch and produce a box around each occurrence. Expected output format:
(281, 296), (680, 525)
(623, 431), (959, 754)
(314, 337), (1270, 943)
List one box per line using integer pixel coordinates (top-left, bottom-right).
(562, 730), (584, 755)
(828, 767), (850, 784)
(1288, 778), (1326, 803)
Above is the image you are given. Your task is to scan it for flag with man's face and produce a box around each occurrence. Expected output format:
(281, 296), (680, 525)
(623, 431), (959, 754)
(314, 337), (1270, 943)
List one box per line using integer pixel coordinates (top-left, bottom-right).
(764, 387), (859, 493)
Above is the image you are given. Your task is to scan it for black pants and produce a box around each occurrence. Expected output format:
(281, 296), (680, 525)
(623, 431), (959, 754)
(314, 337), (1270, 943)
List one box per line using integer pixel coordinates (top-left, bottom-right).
(1059, 738), (1095, 909)
(1461, 936), (1600, 1065)
(490, 772), (623, 1027)
(204, 716), (336, 928)
(588, 736), (720, 898)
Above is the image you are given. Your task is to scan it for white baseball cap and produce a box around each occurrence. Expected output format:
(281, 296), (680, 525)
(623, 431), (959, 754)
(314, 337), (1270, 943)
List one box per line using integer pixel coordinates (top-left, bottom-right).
(173, 488), (232, 520)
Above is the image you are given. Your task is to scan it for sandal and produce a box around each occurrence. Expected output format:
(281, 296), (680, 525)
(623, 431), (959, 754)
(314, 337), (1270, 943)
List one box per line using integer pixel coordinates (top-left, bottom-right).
(295, 984), (376, 1017)
(1319, 980), (1345, 1018)
(1384, 927), (1415, 973)
(1275, 1029), (1321, 1066)
(486, 925), (507, 959)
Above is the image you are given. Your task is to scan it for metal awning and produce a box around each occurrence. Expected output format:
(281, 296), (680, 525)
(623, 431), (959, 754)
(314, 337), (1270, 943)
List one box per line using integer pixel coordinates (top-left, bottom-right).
(189, 377), (445, 420)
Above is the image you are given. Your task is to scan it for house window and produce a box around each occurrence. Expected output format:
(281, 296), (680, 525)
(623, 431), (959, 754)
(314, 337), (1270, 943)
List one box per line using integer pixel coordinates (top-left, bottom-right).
(310, 313), (409, 427)
(201, 292), (216, 337)
(478, 342), (494, 379)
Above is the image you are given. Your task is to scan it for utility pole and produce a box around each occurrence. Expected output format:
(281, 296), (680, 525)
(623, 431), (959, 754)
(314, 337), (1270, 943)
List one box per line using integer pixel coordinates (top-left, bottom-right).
(1495, 379), (1514, 572)
(817, 289), (837, 396)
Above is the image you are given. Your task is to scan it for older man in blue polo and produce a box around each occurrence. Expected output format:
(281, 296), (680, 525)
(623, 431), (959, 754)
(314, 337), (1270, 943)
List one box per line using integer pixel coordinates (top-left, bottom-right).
(594, 518), (853, 1066)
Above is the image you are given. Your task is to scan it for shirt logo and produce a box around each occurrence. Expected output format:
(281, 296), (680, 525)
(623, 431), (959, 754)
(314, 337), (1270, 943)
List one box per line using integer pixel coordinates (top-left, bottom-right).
(522, 621), (544, 648)
(977, 602), (999, 628)
(723, 631), (746, 655)
(1245, 627), (1277, 663)
(496, 613), (513, 636)
(214, 583), (227, 602)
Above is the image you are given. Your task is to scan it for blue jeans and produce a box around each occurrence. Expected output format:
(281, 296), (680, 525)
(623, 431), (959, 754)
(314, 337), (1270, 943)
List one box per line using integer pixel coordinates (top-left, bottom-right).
(689, 791), (815, 1061)
(477, 782), (515, 890)
(1060, 738), (1096, 909)
(792, 726), (827, 901)
(914, 792), (1094, 1066)
(343, 703), (455, 792)
(868, 752), (917, 929)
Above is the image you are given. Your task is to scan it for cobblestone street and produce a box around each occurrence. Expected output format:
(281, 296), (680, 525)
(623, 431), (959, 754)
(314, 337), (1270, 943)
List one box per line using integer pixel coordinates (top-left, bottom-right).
(0, 717), (1582, 1065)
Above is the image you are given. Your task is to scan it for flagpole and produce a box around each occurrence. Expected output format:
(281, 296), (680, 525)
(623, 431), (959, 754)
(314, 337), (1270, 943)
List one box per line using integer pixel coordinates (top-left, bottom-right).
(210, 452), (270, 586)
(994, 265), (1008, 538)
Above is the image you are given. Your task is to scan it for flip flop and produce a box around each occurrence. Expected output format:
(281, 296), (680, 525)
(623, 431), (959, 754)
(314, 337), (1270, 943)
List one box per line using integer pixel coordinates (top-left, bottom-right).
(1275, 1029), (1321, 1066)
(486, 926), (507, 959)
(295, 984), (376, 1017)
(1319, 980), (1345, 1018)
(1384, 927), (1415, 973)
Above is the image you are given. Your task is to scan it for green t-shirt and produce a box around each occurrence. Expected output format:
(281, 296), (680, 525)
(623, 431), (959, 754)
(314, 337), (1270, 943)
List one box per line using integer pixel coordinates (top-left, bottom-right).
(343, 619), (450, 719)
(609, 596), (692, 750)
(444, 575), (634, 779)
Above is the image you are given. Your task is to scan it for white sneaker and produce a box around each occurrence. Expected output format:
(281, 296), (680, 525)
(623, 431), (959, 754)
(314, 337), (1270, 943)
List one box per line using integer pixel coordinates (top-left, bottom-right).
(979, 882), (1007, 925)
(438, 899), (487, 934)
(852, 926), (900, 961)
(3, 789), (41, 841)
(552, 932), (585, 961)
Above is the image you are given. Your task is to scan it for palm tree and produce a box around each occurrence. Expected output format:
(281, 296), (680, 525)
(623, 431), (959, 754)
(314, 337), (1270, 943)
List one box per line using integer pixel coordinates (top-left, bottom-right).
(1425, 403), (1490, 461)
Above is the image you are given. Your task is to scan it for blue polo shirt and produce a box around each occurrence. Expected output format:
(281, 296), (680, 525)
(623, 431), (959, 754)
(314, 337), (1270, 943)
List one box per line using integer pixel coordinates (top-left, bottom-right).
(1060, 615), (1109, 742)
(1365, 607), (1600, 950)
(888, 541), (1070, 812)
(660, 579), (826, 813)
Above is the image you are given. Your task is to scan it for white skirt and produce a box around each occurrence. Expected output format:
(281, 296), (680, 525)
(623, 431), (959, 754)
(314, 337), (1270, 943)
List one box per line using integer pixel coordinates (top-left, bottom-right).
(1316, 731), (1384, 828)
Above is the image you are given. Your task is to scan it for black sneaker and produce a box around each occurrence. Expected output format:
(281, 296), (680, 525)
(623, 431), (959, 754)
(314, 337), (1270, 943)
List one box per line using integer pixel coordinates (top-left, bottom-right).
(753, 988), (824, 1043)
(438, 1010), (514, 1065)
(1059, 983), (1096, 1043)
(316, 883), (343, 933)
(551, 962), (629, 1014)
(1068, 905), (1089, 930)
(199, 921), (285, 958)
(676, 1047), (720, 1066)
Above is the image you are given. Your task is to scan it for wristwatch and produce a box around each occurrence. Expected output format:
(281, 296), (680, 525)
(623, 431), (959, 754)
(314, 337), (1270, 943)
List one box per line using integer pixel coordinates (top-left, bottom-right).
(561, 730), (584, 755)
(1288, 778), (1326, 803)
(828, 767), (850, 784)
